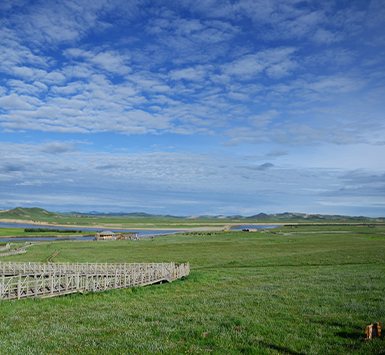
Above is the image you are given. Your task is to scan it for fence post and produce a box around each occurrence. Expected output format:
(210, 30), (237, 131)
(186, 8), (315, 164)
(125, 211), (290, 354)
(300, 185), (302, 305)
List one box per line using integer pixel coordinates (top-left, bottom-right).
(161, 263), (164, 278)
(50, 270), (53, 294)
(18, 274), (21, 300)
(32, 273), (36, 297)
(0, 275), (3, 300)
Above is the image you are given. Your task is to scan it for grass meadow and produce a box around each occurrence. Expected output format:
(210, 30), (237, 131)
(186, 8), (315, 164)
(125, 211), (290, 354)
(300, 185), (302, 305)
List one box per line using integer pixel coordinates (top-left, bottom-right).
(0, 226), (384, 354)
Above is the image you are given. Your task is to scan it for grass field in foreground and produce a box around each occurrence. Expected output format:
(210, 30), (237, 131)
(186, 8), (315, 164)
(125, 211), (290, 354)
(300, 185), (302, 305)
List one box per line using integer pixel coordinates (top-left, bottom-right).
(0, 227), (384, 354)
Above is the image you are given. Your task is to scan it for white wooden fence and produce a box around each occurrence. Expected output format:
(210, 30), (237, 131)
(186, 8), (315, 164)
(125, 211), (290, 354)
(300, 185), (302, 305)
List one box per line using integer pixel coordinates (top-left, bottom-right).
(0, 249), (27, 258)
(0, 261), (189, 301)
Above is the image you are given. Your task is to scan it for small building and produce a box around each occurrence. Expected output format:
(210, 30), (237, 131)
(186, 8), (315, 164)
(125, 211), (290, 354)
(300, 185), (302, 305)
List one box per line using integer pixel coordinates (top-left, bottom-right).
(94, 230), (116, 241)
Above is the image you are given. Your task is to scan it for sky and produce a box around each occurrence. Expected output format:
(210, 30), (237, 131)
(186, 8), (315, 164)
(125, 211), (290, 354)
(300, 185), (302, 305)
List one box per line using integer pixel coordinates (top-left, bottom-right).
(0, 0), (384, 217)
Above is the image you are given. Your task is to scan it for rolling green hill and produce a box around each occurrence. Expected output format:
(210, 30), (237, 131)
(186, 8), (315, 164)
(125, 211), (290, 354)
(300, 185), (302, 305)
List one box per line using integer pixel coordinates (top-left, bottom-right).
(0, 207), (60, 220)
(245, 212), (384, 223)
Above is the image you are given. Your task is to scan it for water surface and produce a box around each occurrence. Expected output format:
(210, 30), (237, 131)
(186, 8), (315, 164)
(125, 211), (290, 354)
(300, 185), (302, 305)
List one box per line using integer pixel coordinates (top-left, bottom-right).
(230, 225), (283, 230)
(0, 222), (179, 241)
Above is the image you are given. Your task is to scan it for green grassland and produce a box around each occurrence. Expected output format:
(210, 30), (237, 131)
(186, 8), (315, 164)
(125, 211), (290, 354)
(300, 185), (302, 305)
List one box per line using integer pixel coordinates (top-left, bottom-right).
(0, 227), (384, 354)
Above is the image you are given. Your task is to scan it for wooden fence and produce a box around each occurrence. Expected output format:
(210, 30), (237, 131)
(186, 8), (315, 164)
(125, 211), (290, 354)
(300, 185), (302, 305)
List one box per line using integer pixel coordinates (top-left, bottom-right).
(0, 243), (11, 252)
(0, 249), (27, 258)
(0, 261), (189, 301)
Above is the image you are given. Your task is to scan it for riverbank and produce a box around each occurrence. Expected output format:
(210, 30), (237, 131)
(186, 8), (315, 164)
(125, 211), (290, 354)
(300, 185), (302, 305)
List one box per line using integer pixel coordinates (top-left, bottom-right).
(0, 218), (283, 231)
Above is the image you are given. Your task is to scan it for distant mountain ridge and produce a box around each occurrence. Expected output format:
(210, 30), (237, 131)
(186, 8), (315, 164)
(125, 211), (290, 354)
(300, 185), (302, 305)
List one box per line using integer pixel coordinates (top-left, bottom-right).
(0, 207), (383, 222)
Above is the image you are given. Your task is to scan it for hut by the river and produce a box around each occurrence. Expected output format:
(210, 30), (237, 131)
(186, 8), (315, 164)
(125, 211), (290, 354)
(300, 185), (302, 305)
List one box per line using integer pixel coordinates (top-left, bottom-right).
(94, 231), (116, 241)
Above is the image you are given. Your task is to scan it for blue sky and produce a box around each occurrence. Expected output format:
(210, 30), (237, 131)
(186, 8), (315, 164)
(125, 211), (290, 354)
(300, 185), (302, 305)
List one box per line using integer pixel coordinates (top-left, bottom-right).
(0, 0), (384, 216)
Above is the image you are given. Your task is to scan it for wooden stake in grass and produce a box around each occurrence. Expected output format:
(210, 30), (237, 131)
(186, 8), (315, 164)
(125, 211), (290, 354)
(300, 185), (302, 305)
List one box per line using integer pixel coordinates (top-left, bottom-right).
(234, 326), (247, 331)
(365, 322), (381, 341)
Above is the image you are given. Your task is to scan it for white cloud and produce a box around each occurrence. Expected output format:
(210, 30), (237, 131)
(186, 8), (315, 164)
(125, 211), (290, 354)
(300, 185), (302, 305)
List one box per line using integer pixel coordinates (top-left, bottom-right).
(40, 142), (78, 154)
(15, 180), (44, 186)
(41, 72), (67, 85)
(64, 48), (132, 75)
(8, 80), (41, 95)
(0, 93), (33, 109)
(223, 47), (298, 79)
(248, 110), (280, 128)
(265, 148), (289, 158)
(169, 66), (209, 81)
(313, 28), (342, 44)
(12, 66), (35, 79)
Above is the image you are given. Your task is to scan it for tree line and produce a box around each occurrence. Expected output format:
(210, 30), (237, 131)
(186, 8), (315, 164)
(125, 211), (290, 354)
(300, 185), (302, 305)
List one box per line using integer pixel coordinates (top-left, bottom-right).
(24, 228), (82, 233)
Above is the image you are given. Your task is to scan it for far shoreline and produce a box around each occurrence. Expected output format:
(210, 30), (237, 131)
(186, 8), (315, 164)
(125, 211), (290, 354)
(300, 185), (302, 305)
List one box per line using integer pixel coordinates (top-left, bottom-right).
(0, 218), (284, 231)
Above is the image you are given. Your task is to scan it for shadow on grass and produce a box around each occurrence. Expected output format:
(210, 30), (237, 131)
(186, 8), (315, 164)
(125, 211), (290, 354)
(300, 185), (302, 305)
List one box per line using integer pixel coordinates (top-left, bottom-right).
(310, 319), (366, 340)
(336, 330), (364, 340)
(254, 341), (301, 355)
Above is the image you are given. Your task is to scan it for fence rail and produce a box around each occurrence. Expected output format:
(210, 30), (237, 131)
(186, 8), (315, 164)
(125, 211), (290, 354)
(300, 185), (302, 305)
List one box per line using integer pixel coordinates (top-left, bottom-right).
(0, 250), (27, 258)
(0, 261), (189, 301)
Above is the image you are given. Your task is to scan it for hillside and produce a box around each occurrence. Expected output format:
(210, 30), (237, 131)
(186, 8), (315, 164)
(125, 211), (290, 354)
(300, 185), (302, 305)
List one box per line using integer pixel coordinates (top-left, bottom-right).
(0, 207), (60, 220)
(245, 212), (384, 223)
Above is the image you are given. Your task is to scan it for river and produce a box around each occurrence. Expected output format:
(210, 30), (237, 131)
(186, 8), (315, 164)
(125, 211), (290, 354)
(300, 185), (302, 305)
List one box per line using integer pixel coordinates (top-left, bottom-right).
(230, 224), (283, 230)
(0, 222), (180, 242)
(0, 222), (283, 242)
